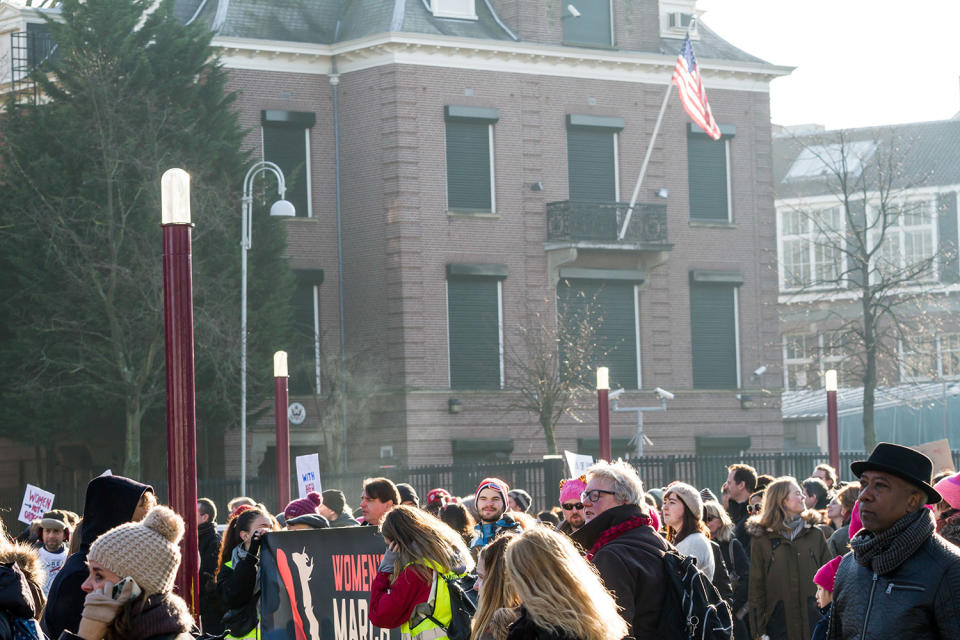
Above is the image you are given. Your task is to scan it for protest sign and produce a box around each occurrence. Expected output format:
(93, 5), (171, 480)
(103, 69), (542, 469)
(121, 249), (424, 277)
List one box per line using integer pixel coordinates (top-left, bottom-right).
(18, 484), (54, 525)
(564, 450), (593, 477)
(296, 454), (322, 498)
(259, 527), (400, 640)
(914, 439), (955, 473)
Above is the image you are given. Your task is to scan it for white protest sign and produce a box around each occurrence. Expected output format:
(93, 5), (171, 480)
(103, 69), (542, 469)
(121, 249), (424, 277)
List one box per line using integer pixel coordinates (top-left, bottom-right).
(18, 484), (54, 525)
(296, 454), (322, 498)
(564, 450), (594, 478)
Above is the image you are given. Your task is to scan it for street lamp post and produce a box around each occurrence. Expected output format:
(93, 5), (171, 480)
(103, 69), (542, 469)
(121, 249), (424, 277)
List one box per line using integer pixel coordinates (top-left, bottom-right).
(274, 351), (290, 510)
(825, 369), (839, 472)
(597, 367), (611, 461)
(240, 162), (295, 495)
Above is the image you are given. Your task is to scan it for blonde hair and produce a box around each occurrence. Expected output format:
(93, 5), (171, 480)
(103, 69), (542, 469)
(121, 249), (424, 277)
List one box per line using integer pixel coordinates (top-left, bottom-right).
(471, 534), (519, 640)
(756, 476), (800, 532)
(505, 528), (627, 640)
(380, 506), (474, 584)
(702, 499), (735, 542)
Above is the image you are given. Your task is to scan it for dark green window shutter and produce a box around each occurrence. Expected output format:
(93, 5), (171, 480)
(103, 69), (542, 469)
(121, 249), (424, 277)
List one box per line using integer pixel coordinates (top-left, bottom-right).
(690, 282), (738, 388)
(562, 0), (612, 47)
(687, 134), (728, 220)
(26, 22), (52, 68)
(289, 270), (322, 395)
(567, 127), (616, 202)
(557, 279), (637, 389)
(938, 192), (958, 283)
(263, 122), (309, 218)
(448, 278), (501, 389)
(446, 120), (492, 211)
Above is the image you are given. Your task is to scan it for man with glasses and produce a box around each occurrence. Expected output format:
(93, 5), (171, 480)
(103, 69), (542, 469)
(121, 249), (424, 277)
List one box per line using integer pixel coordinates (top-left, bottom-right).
(360, 477), (400, 526)
(571, 460), (670, 639)
(557, 476), (587, 535)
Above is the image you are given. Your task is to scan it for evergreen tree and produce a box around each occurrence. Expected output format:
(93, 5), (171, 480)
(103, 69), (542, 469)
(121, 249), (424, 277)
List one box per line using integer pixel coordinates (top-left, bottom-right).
(0, 0), (295, 479)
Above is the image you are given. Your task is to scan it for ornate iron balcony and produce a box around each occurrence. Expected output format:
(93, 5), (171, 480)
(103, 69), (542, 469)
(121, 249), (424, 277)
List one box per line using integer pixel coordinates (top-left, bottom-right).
(546, 200), (668, 245)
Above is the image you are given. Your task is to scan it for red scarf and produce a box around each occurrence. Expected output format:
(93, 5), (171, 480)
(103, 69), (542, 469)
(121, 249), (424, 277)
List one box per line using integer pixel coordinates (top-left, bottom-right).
(586, 515), (652, 561)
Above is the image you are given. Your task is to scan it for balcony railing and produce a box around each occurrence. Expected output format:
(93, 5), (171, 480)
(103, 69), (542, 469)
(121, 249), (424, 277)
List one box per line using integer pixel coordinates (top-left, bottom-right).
(10, 29), (56, 104)
(546, 200), (668, 245)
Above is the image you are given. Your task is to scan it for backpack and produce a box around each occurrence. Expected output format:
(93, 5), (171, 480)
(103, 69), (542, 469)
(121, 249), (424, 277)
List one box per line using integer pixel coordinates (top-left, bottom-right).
(425, 573), (477, 640)
(655, 549), (734, 640)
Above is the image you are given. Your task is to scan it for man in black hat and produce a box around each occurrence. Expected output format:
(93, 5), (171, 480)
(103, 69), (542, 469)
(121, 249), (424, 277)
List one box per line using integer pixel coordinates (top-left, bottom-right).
(829, 442), (960, 639)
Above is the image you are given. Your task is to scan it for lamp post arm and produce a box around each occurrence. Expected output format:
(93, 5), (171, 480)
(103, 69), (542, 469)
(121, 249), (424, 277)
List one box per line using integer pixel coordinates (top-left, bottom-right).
(242, 161), (287, 251)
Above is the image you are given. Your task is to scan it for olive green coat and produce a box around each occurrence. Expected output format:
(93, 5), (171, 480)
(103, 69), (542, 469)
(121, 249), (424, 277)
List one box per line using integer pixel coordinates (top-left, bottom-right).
(747, 511), (831, 640)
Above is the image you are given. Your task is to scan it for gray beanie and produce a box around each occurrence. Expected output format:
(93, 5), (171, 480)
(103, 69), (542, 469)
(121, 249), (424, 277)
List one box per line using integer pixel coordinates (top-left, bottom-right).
(665, 482), (704, 520)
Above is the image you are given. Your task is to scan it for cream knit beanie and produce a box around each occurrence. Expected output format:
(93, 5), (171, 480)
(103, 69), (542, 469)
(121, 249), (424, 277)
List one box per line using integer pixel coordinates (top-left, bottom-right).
(88, 505), (184, 596)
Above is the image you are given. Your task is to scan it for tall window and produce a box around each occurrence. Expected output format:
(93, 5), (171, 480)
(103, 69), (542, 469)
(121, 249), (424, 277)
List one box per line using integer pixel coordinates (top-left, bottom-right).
(689, 273), (741, 389)
(779, 206), (844, 290)
(262, 110), (314, 217)
(687, 125), (734, 221)
(782, 331), (853, 391)
(562, 0), (613, 47)
(869, 199), (937, 282)
(445, 106), (498, 213)
(447, 265), (506, 389)
(566, 114), (623, 204)
(900, 333), (960, 382)
(289, 270), (323, 395)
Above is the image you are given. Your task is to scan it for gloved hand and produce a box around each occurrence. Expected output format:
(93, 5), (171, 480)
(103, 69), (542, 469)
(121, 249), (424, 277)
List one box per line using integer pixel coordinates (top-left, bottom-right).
(77, 578), (141, 639)
(248, 529), (268, 556)
(378, 547), (399, 574)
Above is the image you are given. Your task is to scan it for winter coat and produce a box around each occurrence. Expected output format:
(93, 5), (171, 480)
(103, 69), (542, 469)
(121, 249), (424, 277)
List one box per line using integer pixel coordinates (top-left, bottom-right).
(747, 510), (831, 640)
(57, 592), (196, 640)
(216, 548), (259, 637)
(471, 515), (521, 550)
(718, 535), (750, 640)
(728, 500), (751, 558)
(710, 540), (733, 605)
(505, 607), (583, 640)
(198, 521), (225, 635)
(827, 526), (850, 557)
(329, 512), (360, 528)
(368, 567), (432, 629)
(0, 559), (44, 640)
(570, 504), (669, 640)
(41, 475), (152, 639)
(828, 511), (960, 640)
(811, 603), (831, 640)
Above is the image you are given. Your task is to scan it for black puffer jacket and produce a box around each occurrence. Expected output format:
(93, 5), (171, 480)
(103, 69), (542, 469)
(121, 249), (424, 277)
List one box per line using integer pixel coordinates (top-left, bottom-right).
(570, 504), (669, 640)
(198, 521), (225, 634)
(828, 526), (960, 639)
(505, 607), (582, 640)
(41, 475), (152, 639)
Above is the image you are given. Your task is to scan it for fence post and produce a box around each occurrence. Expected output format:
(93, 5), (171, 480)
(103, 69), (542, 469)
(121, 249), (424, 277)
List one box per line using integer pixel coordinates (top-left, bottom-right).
(542, 456), (564, 509)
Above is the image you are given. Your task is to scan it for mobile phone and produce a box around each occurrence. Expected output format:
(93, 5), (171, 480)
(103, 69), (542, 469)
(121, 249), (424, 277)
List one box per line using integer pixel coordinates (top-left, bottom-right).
(111, 576), (142, 601)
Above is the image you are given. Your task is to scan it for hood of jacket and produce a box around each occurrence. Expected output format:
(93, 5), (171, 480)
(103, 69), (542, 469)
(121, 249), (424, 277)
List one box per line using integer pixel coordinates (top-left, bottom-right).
(79, 475), (153, 547)
(745, 509), (822, 537)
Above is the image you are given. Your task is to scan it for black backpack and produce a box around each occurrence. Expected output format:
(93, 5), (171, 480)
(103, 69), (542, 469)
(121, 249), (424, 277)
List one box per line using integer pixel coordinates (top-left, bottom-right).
(655, 548), (734, 640)
(424, 573), (477, 640)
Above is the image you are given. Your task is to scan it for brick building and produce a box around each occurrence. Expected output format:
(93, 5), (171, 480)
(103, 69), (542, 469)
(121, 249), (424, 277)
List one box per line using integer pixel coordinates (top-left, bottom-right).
(3, 0), (791, 477)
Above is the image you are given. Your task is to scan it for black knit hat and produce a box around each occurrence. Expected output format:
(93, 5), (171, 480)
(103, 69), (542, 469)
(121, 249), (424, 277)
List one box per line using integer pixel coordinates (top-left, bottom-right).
(321, 489), (346, 515)
(851, 442), (941, 504)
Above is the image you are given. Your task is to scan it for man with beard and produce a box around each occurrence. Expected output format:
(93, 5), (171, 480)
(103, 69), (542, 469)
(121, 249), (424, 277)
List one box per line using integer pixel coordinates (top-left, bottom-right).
(557, 476), (587, 535)
(470, 477), (520, 550)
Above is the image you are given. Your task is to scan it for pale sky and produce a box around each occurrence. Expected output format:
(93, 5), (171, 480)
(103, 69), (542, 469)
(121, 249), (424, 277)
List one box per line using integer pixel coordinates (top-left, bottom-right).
(698, 0), (960, 130)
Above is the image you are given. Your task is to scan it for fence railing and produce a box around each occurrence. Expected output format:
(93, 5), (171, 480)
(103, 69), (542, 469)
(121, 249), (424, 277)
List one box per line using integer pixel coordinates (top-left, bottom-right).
(7, 449), (958, 532)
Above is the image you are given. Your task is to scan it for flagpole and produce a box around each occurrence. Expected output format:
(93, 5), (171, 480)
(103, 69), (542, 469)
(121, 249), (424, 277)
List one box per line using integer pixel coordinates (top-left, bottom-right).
(618, 83), (672, 240)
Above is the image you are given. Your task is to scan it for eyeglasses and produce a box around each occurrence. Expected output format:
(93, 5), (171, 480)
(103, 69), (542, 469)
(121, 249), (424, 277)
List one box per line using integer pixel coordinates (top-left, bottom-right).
(581, 489), (617, 503)
(747, 503), (762, 514)
(704, 515), (718, 523)
(561, 502), (584, 511)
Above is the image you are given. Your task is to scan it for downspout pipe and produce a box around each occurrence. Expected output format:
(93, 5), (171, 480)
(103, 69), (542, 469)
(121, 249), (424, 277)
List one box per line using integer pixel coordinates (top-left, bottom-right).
(330, 57), (348, 473)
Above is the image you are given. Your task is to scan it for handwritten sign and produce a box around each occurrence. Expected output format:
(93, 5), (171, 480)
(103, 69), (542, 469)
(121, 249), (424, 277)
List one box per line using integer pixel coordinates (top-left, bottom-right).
(564, 450), (594, 478)
(914, 439), (955, 474)
(18, 484), (54, 525)
(296, 453), (322, 498)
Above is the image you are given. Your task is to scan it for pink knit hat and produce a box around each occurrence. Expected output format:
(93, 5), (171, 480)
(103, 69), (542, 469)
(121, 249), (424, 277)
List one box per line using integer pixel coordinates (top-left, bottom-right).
(848, 499), (863, 538)
(559, 477), (587, 504)
(284, 492), (323, 520)
(934, 472), (960, 510)
(813, 555), (843, 592)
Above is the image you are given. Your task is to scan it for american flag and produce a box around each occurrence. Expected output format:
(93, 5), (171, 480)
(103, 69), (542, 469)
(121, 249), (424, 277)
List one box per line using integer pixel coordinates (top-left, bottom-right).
(672, 34), (721, 140)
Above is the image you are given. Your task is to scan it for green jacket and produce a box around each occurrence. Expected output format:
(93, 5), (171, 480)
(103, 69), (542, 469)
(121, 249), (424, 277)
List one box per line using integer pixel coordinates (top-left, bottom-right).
(747, 511), (831, 640)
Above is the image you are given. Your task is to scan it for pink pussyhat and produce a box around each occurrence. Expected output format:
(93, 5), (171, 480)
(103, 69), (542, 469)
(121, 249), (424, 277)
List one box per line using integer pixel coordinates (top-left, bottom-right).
(813, 556), (843, 593)
(848, 499), (863, 538)
(934, 472), (960, 510)
(559, 477), (587, 504)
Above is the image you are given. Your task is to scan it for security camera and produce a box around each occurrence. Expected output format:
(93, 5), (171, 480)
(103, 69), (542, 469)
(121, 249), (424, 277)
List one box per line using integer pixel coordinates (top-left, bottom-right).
(654, 387), (674, 401)
(609, 388), (625, 399)
(566, 4), (581, 17)
(753, 365), (767, 378)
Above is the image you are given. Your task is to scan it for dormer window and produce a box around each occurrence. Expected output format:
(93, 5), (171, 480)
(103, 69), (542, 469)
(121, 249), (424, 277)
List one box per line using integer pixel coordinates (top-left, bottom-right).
(660, 0), (699, 38)
(431, 0), (477, 20)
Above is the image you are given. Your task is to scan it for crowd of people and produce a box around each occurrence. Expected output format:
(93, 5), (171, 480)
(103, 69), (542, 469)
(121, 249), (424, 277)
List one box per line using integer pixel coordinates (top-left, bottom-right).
(3, 442), (960, 640)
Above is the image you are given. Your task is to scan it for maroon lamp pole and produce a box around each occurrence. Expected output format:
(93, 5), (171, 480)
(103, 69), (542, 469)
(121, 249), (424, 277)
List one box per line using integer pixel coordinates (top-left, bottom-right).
(597, 367), (611, 461)
(825, 369), (839, 472)
(274, 351), (290, 510)
(160, 168), (199, 615)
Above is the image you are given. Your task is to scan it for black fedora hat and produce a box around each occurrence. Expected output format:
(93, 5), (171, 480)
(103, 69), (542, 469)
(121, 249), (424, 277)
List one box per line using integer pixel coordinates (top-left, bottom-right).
(851, 442), (941, 504)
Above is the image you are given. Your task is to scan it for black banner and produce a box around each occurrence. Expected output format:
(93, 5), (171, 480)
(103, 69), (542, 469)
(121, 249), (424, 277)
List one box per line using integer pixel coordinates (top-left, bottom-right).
(259, 527), (403, 640)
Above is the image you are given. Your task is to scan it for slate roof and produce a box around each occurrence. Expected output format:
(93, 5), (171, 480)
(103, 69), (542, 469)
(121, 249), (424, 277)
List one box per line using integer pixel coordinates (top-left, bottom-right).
(660, 22), (767, 65)
(773, 119), (960, 200)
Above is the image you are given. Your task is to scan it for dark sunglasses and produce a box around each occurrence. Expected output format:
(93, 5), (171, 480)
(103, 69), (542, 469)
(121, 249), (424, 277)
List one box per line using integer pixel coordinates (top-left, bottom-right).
(747, 503), (762, 514)
(561, 502), (584, 511)
(704, 514), (718, 523)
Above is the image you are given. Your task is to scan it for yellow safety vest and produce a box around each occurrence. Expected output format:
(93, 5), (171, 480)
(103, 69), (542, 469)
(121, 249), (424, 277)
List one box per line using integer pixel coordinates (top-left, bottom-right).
(223, 560), (260, 640)
(400, 561), (462, 640)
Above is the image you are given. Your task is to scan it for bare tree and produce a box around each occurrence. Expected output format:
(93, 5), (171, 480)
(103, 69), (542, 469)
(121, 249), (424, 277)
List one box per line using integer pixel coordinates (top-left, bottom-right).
(778, 127), (954, 450)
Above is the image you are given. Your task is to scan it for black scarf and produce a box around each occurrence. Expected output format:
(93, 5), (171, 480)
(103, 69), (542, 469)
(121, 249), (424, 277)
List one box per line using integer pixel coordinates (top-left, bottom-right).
(849, 508), (934, 575)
